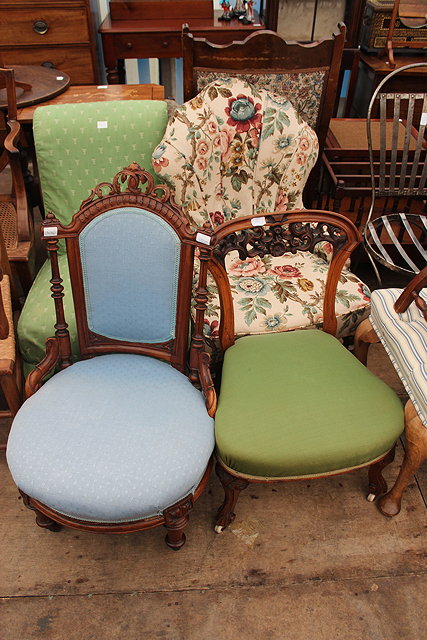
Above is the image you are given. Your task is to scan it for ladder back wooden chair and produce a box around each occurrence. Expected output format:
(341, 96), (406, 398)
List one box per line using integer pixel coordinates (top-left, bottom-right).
(201, 210), (404, 533)
(6, 164), (215, 549)
(0, 68), (34, 294)
(363, 62), (427, 283)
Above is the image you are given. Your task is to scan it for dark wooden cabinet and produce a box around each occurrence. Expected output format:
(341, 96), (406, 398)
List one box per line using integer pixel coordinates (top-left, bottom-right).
(0, 0), (99, 84)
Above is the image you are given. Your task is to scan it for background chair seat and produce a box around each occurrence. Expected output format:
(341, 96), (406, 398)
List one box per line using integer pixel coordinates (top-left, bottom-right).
(370, 288), (427, 428)
(7, 353), (214, 523)
(215, 331), (403, 478)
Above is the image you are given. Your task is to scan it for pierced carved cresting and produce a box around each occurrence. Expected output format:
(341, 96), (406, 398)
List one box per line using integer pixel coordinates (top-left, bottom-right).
(214, 220), (348, 263)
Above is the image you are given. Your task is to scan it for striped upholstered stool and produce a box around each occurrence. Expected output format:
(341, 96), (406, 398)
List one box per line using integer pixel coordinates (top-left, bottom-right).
(355, 268), (427, 516)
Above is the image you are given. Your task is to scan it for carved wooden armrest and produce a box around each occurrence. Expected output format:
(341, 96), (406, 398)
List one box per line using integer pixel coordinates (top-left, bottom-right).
(4, 120), (21, 155)
(198, 351), (217, 418)
(394, 267), (427, 320)
(25, 337), (61, 398)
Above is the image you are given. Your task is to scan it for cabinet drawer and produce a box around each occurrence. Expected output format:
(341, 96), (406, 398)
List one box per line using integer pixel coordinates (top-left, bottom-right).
(114, 34), (182, 59)
(1, 46), (96, 84)
(0, 6), (89, 46)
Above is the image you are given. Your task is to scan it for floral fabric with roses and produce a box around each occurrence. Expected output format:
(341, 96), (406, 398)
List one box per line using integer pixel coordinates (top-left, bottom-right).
(152, 78), (319, 229)
(202, 249), (371, 339)
(152, 79), (370, 337)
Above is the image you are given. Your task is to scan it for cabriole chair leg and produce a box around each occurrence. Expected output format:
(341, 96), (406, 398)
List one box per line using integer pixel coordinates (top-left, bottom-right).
(366, 445), (395, 502)
(378, 401), (427, 517)
(215, 462), (249, 533)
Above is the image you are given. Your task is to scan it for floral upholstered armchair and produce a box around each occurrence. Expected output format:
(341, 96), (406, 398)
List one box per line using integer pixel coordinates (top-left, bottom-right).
(152, 79), (371, 338)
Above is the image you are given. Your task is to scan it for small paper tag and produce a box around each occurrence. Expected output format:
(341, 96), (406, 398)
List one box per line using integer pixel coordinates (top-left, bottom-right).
(97, 121), (108, 129)
(251, 216), (266, 227)
(421, 112), (427, 126)
(56, 76), (64, 80)
(196, 232), (211, 246)
(43, 226), (58, 237)
(97, 85), (108, 89)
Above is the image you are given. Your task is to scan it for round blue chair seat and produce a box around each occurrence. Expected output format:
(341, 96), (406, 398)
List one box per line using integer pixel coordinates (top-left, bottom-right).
(7, 354), (214, 523)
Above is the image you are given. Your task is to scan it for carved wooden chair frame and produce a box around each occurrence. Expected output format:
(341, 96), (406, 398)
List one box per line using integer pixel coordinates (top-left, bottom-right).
(19, 163), (216, 547)
(203, 209), (398, 532)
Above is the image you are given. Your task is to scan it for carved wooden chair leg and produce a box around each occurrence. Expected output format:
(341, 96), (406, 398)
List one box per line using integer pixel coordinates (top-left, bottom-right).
(19, 491), (62, 532)
(354, 317), (380, 365)
(163, 496), (193, 551)
(378, 401), (427, 517)
(367, 445), (395, 502)
(215, 461), (249, 533)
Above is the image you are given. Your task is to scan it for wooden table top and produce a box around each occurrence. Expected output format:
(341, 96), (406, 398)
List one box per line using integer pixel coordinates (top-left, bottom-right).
(16, 83), (165, 123)
(0, 65), (70, 110)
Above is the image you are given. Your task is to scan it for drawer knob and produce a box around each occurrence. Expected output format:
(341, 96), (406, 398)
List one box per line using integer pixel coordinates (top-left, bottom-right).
(162, 41), (169, 48)
(126, 42), (133, 50)
(41, 61), (56, 70)
(33, 19), (49, 35)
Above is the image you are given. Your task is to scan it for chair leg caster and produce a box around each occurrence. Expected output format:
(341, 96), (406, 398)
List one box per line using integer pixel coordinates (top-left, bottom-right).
(366, 493), (376, 502)
(214, 525), (224, 534)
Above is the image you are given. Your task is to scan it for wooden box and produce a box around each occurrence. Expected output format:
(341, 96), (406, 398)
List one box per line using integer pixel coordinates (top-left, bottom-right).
(360, 0), (427, 53)
(109, 0), (214, 21)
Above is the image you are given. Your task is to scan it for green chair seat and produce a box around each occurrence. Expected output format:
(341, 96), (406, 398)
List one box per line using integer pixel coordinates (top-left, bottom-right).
(215, 331), (404, 478)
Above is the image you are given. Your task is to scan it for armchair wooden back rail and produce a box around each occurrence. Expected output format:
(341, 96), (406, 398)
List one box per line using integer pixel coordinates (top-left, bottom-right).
(6, 164), (216, 548)
(202, 209), (404, 533)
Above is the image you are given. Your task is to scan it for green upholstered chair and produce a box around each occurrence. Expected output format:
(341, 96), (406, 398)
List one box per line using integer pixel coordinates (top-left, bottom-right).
(6, 164), (215, 549)
(202, 210), (404, 533)
(17, 99), (169, 376)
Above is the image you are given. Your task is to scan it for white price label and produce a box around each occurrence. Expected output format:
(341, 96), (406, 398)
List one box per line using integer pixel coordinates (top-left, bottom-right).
(196, 232), (211, 246)
(97, 85), (108, 89)
(251, 216), (266, 227)
(421, 112), (427, 126)
(97, 121), (108, 129)
(43, 226), (58, 237)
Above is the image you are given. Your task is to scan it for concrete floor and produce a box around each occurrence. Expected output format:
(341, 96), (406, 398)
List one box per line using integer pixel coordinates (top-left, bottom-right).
(0, 345), (426, 640)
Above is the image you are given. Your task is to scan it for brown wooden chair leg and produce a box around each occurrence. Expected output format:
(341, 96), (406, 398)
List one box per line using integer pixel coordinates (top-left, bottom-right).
(378, 401), (427, 517)
(19, 491), (62, 531)
(367, 445), (395, 501)
(354, 317), (380, 365)
(163, 496), (193, 550)
(215, 461), (249, 533)
(1, 373), (22, 417)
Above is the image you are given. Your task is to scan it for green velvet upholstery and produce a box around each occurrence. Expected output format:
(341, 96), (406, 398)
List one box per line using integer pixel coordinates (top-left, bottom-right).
(215, 331), (404, 478)
(18, 100), (169, 373)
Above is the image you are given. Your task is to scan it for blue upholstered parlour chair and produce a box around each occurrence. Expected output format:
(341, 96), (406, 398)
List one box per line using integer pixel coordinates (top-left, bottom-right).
(6, 164), (215, 549)
(17, 99), (170, 376)
(355, 267), (427, 517)
(199, 210), (405, 533)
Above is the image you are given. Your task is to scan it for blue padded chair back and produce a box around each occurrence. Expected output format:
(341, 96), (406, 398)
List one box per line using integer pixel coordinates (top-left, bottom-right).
(79, 206), (180, 343)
